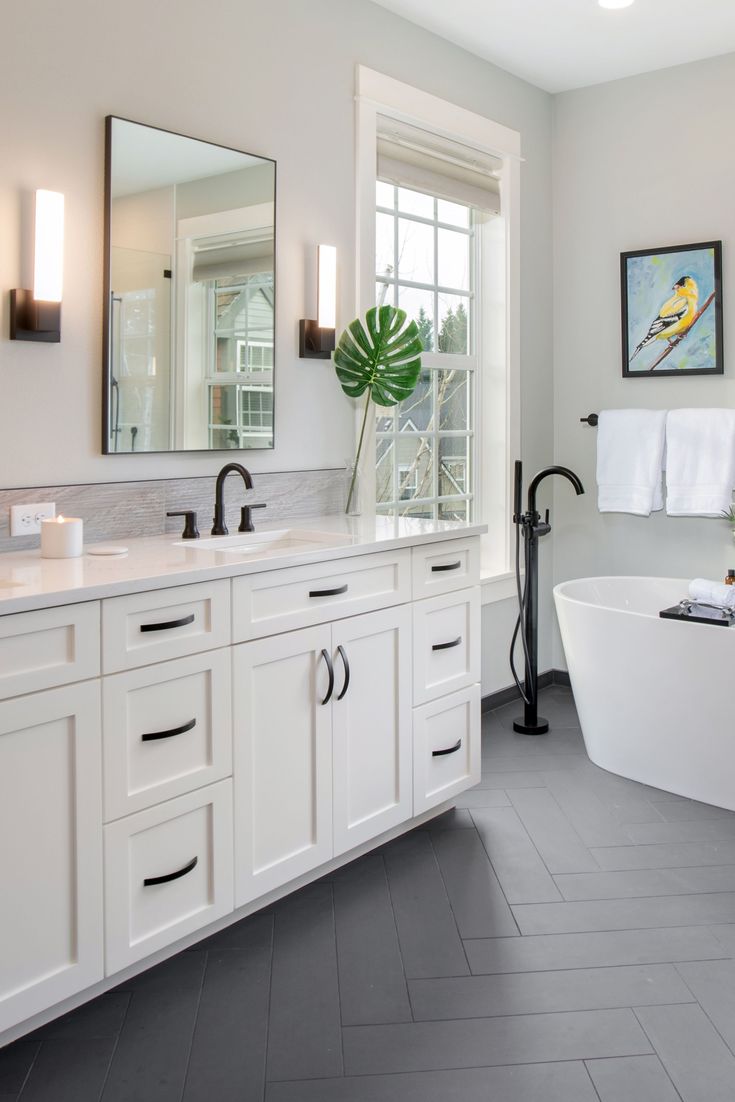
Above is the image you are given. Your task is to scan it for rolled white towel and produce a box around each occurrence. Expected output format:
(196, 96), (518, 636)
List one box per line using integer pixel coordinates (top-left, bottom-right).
(689, 578), (735, 611)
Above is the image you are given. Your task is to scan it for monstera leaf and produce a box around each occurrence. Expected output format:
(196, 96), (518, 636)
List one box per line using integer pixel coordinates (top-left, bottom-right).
(334, 305), (423, 407)
(333, 306), (423, 513)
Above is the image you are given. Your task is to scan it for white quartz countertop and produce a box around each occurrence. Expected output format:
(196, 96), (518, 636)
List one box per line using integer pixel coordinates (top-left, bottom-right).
(0, 514), (486, 616)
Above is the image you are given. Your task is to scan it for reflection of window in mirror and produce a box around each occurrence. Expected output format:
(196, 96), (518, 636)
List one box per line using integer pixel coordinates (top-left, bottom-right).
(178, 211), (274, 451)
(208, 270), (274, 449)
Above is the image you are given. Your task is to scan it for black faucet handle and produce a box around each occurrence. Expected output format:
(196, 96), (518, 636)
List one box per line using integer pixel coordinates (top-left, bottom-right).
(239, 503), (266, 533)
(167, 510), (200, 540)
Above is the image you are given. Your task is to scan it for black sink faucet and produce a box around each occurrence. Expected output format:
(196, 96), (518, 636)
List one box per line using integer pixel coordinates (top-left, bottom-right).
(212, 463), (266, 536)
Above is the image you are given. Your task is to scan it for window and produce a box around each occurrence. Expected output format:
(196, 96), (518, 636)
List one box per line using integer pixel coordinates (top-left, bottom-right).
(357, 67), (520, 583)
(207, 273), (274, 449)
(375, 180), (477, 522)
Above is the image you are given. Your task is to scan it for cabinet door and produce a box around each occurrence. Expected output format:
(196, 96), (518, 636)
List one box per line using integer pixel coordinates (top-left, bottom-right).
(233, 625), (333, 906)
(332, 605), (412, 856)
(0, 682), (103, 1033)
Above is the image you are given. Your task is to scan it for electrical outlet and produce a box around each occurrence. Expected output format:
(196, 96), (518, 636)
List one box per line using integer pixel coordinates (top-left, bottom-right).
(10, 502), (56, 537)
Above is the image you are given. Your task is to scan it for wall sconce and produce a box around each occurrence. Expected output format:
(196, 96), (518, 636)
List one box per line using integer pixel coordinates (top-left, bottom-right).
(299, 244), (337, 359)
(10, 189), (64, 342)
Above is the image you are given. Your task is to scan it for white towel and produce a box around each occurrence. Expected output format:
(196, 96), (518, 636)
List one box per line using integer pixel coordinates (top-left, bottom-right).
(596, 409), (666, 515)
(666, 409), (735, 517)
(689, 578), (735, 611)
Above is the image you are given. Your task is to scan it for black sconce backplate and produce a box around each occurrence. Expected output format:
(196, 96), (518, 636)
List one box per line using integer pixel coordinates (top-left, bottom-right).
(10, 289), (61, 343)
(299, 318), (335, 360)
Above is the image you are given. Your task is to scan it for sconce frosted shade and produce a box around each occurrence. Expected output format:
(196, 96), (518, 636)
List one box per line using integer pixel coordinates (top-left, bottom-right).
(317, 245), (337, 330)
(34, 190), (65, 303)
(10, 188), (64, 342)
(299, 244), (337, 359)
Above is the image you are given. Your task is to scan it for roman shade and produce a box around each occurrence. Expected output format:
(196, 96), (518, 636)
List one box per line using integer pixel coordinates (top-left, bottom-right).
(192, 231), (274, 283)
(377, 116), (502, 215)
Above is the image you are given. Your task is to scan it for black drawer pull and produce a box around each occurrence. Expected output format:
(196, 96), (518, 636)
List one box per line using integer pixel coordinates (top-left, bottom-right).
(143, 855), (198, 887)
(141, 717), (197, 743)
(432, 636), (462, 652)
(320, 648), (335, 705)
(140, 613), (195, 633)
(432, 739), (462, 757)
(431, 561), (462, 573)
(309, 584), (349, 598)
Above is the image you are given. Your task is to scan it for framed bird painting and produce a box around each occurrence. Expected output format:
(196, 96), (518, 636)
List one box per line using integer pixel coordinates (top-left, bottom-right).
(621, 240), (723, 377)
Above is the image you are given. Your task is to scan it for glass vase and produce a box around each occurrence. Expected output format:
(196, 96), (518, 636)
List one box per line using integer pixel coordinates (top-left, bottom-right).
(344, 460), (362, 516)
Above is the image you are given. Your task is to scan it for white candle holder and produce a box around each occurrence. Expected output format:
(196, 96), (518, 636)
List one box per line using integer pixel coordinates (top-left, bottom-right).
(40, 516), (83, 559)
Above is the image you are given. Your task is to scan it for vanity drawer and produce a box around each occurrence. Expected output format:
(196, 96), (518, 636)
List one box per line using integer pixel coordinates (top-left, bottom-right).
(413, 684), (481, 815)
(232, 549), (411, 641)
(102, 581), (230, 673)
(104, 780), (233, 974)
(102, 650), (232, 821)
(411, 537), (480, 599)
(413, 588), (481, 705)
(0, 602), (100, 701)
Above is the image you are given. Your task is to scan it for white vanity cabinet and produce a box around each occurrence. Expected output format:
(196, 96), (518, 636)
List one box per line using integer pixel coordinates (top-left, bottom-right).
(0, 527), (483, 1044)
(0, 680), (103, 1034)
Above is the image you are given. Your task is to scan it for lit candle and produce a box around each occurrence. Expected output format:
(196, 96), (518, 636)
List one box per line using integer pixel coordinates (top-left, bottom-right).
(40, 515), (83, 559)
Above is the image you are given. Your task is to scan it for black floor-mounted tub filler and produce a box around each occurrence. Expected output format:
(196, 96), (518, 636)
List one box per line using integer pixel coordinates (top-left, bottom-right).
(511, 460), (584, 734)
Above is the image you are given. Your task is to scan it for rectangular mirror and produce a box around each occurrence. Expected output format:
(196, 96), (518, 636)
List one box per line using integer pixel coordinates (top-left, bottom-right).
(103, 117), (276, 453)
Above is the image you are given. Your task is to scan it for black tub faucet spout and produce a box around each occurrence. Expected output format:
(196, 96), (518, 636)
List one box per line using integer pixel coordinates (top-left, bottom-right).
(527, 465), (584, 521)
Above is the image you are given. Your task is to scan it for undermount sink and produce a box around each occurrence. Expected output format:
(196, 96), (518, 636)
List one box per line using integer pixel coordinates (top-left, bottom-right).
(173, 528), (352, 558)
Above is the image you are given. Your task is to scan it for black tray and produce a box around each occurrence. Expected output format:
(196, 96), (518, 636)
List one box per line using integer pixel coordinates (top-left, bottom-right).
(659, 603), (735, 627)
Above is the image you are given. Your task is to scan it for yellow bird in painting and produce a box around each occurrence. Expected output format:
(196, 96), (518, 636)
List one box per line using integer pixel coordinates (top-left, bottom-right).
(629, 275), (699, 363)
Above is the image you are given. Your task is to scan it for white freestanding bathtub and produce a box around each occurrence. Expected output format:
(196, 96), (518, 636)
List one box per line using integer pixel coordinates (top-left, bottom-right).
(554, 576), (735, 811)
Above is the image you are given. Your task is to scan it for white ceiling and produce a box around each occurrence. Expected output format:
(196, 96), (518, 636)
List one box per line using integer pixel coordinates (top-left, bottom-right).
(371, 0), (735, 92)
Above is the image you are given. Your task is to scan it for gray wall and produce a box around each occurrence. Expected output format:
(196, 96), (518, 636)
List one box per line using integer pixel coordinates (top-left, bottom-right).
(0, 0), (556, 696)
(0, 0), (553, 491)
(552, 52), (735, 666)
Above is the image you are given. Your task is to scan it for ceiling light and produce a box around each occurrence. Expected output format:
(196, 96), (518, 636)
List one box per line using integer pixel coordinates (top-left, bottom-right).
(599, 0), (635, 8)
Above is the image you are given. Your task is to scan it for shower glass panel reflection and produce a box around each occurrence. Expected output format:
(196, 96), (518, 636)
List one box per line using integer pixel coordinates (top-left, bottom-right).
(109, 247), (171, 452)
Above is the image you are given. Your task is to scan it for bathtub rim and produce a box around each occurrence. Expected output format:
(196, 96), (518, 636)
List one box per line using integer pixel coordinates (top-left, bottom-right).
(553, 575), (690, 621)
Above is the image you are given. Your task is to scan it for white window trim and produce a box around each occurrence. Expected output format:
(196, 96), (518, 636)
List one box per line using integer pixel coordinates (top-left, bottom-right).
(355, 66), (521, 580)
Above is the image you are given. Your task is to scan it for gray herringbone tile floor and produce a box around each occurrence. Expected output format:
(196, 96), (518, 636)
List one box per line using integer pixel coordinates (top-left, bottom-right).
(4, 686), (735, 1100)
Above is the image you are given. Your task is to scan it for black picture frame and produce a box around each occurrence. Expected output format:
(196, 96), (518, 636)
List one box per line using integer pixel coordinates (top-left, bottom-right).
(620, 240), (723, 378)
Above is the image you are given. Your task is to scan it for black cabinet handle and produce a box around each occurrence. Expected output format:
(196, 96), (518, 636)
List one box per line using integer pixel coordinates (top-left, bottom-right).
(336, 645), (350, 701)
(431, 561), (462, 573)
(143, 855), (198, 887)
(320, 648), (335, 705)
(309, 584), (349, 598)
(432, 636), (462, 652)
(141, 717), (197, 743)
(432, 739), (462, 757)
(140, 613), (195, 633)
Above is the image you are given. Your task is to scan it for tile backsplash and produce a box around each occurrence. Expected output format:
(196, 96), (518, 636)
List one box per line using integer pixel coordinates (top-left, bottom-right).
(0, 468), (344, 554)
